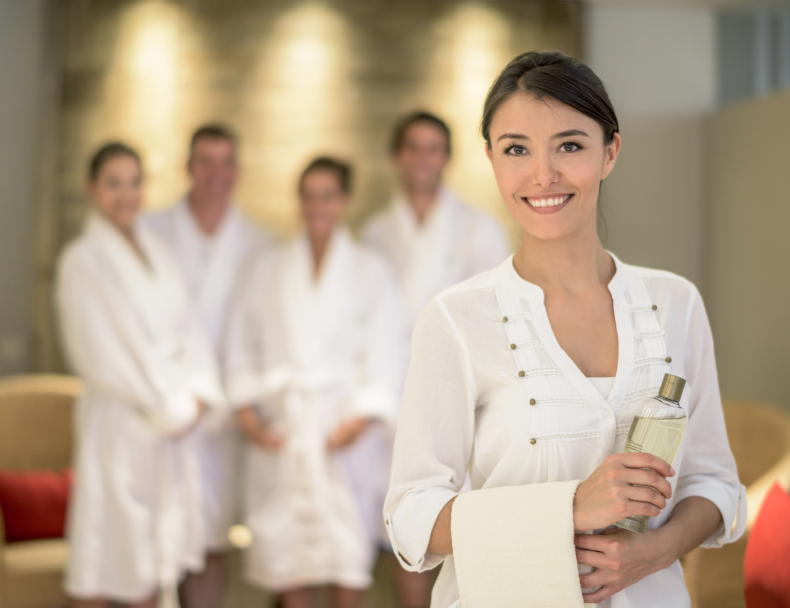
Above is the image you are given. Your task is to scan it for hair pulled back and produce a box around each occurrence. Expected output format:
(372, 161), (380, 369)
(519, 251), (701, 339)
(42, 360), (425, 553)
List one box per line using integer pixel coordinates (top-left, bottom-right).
(481, 51), (619, 146)
(299, 156), (353, 194)
(88, 142), (141, 181)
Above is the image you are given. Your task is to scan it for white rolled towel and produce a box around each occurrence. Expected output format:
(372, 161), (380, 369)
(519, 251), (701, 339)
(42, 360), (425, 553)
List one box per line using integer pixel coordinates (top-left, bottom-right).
(451, 480), (584, 608)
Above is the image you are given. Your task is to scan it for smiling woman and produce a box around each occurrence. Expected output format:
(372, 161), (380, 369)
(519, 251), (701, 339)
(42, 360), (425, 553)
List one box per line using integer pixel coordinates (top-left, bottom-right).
(383, 51), (746, 608)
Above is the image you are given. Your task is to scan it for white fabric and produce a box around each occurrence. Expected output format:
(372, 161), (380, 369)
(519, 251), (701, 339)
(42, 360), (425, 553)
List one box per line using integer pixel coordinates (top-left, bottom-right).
(384, 254), (747, 608)
(588, 377), (616, 400)
(452, 481), (583, 608)
(224, 228), (406, 591)
(56, 213), (226, 605)
(363, 187), (510, 330)
(143, 199), (275, 550)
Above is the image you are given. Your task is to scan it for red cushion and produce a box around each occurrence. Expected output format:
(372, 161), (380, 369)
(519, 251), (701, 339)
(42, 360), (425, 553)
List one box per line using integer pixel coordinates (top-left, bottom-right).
(0, 468), (73, 543)
(744, 482), (790, 608)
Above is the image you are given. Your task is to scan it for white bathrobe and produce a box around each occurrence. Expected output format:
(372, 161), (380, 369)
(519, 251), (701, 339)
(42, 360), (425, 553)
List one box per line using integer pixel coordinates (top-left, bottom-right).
(57, 213), (226, 604)
(384, 254), (747, 608)
(224, 228), (405, 591)
(362, 187), (510, 331)
(144, 199), (276, 550)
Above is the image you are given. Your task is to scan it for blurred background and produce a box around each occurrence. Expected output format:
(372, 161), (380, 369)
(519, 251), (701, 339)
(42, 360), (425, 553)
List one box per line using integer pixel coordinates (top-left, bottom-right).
(1, 1), (790, 607)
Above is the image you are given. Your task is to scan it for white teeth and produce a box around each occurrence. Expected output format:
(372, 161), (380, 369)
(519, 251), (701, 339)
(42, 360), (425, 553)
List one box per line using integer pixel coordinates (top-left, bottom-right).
(528, 195), (570, 207)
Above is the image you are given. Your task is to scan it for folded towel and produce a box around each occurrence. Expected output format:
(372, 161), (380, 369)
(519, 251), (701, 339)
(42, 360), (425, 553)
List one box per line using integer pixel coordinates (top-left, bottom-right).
(451, 480), (584, 608)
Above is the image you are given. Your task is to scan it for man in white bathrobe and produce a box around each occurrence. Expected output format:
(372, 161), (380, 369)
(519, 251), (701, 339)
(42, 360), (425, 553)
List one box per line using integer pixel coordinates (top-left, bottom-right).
(362, 113), (510, 607)
(363, 112), (511, 332)
(144, 125), (275, 608)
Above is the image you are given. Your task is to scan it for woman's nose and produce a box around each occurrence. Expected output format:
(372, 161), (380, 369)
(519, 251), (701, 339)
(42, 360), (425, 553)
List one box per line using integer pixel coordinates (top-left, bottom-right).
(530, 151), (560, 187)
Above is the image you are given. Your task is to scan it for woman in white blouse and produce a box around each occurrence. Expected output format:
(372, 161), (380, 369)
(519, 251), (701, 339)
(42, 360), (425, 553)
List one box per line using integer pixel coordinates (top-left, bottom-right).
(384, 51), (746, 608)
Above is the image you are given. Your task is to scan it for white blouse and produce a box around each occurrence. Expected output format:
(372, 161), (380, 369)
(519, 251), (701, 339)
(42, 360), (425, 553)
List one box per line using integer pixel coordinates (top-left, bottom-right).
(384, 254), (746, 608)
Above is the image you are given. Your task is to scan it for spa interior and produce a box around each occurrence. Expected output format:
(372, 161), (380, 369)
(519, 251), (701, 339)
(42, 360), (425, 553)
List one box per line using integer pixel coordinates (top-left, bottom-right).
(1, 1), (790, 607)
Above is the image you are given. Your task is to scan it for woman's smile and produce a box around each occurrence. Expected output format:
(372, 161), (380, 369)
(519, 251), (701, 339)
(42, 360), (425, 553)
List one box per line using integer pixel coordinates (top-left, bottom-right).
(523, 193), (573, 213)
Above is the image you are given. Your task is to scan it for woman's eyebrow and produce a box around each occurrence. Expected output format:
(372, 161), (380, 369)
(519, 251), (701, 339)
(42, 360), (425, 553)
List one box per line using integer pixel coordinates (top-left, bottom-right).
(496, 129), (590, 142)
(553, 129), (590, 138)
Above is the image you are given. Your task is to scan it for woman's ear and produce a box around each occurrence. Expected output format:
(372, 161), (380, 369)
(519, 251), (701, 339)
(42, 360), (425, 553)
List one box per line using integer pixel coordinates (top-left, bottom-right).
(600, 132), (621, 181)
(485, 143), (493, 164)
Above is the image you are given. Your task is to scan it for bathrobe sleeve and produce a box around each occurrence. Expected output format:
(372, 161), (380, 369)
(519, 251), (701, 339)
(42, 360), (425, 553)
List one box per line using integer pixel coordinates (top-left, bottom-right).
(56, 250), (211, 435)
(349, 259), (407, 423)
(673, 287), (747, 547)
(384, 298), (475, 572)
(223, 257), (268, 410)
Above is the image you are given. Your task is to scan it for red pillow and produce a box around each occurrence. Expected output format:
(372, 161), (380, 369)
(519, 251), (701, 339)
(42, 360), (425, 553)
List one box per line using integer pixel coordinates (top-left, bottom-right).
(0, 468), (73, 543)
(744, 482), (790, 608)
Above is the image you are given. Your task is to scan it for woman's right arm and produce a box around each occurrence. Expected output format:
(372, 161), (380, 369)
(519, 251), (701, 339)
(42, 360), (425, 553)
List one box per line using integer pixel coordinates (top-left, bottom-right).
(384, 299), (476, 572)
(56, 252), (201, 435)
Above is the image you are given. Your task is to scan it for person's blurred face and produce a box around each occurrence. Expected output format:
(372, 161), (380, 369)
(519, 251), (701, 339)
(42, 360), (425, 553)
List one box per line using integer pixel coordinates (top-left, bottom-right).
(486, 93), (620, 242)
(187, 136), (237, 203)
(395, 121), (450, 192)
(300, 170), (348, 243)
(88, 155), (143, 233)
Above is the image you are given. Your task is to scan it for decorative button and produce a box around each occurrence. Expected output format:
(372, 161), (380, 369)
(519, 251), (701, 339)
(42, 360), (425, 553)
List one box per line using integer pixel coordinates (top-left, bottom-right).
(385, 519), (389, 525)
(652, 304), (658, 311)
(501, 316), (508, 322)
(665, 356), (672, 363)
(518, 371), (525, 377)
(510, 343), (516, 350)
(529, 398), (536, 405)
(529, 438), (537, 445)
(604, 410), (611, 417)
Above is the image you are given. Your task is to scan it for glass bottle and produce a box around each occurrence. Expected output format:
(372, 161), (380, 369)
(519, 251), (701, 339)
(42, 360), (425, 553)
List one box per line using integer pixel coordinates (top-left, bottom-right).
(614, 373), (687, 534)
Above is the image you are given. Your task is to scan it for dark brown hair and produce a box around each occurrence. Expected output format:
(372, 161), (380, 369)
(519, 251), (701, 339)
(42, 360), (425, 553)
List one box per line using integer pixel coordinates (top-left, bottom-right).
(189, 124), (237, 152)
(390, 111), (452, 156)
(88, 142), (141, 181)
(481, 51), (619, 146)
(299, 156), (353, 194)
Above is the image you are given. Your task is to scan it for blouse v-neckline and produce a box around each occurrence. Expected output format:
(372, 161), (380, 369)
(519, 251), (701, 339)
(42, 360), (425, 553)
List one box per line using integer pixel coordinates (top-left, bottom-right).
(501, 253), (635, 412)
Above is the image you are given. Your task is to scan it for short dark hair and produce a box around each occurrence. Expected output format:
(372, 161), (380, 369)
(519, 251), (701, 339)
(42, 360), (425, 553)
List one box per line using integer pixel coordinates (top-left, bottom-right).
(481, 51), (619, 146)
(390, 111), (452, 156)
(88, 142), (141, 181)
(299, 156), (353, 194)
(189, 124), (237, 151)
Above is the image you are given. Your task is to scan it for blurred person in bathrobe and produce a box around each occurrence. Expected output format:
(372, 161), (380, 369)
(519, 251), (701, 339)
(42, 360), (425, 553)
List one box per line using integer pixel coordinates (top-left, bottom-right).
(224, 157), (406, 608)
(56, 143), (226, 608)
(362, 113), (510, 608)
(143, 125), (276, 608)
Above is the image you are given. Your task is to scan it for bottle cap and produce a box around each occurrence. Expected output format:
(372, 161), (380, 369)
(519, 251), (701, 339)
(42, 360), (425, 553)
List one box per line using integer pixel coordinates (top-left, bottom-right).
(659, 373), (686, 403)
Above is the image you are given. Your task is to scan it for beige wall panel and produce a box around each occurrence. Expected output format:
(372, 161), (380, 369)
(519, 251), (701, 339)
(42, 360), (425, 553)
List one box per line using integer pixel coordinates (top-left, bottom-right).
(705, 89), (790, 409)
(598, 116), (706, 288)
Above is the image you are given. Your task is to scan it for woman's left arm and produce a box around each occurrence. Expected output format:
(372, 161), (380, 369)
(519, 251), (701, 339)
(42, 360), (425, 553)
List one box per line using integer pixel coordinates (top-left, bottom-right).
(576, 285), (746, 602)
(575, 496), (721, 602)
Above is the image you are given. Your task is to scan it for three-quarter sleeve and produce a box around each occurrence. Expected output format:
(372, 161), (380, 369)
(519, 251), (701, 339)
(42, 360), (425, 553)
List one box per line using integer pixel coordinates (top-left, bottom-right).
(384, 298), (476, 572)
(56, 253), (205, 435)
(673, 288), (747, 547)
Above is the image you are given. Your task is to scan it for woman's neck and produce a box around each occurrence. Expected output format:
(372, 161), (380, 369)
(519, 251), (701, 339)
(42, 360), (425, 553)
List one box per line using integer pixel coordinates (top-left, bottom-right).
(512, 221), (614, 293)
(309, 231), (333, 279)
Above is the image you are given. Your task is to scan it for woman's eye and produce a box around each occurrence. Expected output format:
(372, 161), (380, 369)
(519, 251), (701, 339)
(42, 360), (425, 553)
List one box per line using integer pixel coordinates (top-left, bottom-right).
(560, 142), (581, 153)
(506, 145), (527, 156)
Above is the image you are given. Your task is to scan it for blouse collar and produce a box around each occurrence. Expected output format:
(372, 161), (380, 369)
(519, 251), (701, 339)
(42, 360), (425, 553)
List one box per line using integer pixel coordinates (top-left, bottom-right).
(499, 250), (632, 304)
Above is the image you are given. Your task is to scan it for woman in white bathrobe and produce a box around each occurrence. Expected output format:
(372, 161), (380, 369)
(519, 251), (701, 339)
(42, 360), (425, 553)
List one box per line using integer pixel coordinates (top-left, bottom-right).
(57, 143), (226, 608)
(384, 52), (746, 608)
(225, 157), (405, 608)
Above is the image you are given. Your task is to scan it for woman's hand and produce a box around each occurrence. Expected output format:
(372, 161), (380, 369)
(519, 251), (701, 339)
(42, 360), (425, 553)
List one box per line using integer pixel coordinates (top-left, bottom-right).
(575, 527), (674, 603)
(327, 417), (370, 451)
(573, 452), (675, 532)
(171, 399), (207, 440)
(235, 405), (284, 450)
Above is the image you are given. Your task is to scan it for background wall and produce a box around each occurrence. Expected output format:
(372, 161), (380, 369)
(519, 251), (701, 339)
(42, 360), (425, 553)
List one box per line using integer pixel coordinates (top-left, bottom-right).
(0, 0), (48, 375)
(705, 89), (790, 409)
(58, 0), (581, 243)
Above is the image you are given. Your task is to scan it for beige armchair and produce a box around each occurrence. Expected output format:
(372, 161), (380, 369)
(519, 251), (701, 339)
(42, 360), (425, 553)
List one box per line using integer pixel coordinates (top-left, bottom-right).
(0, 374), (82, 608)
(683, 399), (790, 608)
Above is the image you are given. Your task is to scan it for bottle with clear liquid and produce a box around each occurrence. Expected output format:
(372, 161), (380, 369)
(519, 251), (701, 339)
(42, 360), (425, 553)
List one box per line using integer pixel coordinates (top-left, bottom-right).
(614, 373), (687, 534)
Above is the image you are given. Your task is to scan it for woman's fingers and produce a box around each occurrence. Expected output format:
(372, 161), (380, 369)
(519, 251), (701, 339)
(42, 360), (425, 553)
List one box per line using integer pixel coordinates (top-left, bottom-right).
(620, 452), (674, 478)
(622, 468), (672, 500)
(575, 548), (609, 570)
(623, 484), (668, 509)
(582, 584), (617, 603)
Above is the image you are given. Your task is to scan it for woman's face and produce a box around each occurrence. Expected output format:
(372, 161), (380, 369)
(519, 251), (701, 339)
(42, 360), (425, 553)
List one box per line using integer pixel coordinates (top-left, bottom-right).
(300, 169), (348, 242)
(89, 155), (143, 233)
(486, 93), (620, 242)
